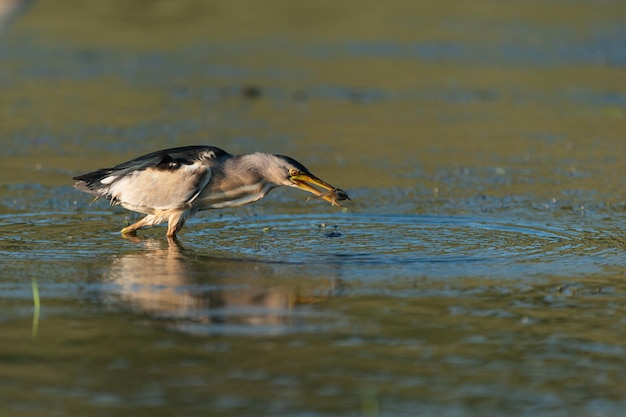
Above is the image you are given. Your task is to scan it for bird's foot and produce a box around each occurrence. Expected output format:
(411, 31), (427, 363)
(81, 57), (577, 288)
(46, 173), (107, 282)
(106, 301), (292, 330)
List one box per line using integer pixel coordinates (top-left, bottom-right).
(120, 226), (138, 237)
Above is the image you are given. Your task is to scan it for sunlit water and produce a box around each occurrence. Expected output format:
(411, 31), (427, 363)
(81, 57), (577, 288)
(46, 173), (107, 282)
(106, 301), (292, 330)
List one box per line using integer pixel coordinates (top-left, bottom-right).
(2, 1), (626, 416)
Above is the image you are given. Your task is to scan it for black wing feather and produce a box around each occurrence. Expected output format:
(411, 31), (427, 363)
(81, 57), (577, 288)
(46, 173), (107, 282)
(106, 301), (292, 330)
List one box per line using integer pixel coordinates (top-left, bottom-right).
(73, 146), (230, 182)
(73, 146), (231, 197)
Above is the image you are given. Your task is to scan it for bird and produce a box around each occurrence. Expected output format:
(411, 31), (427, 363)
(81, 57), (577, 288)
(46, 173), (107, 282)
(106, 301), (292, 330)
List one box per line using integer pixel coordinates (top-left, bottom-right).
(73, 145), (350, 238)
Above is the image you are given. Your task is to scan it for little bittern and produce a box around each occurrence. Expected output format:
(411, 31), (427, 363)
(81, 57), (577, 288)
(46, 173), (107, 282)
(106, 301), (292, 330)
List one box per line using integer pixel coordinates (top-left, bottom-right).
(73, 146), (350, 238)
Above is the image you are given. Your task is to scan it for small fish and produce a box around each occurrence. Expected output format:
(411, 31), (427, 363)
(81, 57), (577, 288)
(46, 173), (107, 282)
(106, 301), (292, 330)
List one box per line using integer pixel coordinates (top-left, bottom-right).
(307, 187), (351, 207)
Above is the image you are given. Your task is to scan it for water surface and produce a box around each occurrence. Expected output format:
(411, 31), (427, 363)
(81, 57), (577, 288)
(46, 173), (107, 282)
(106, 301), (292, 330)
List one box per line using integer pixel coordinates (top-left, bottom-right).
(2, 1), (626, 416)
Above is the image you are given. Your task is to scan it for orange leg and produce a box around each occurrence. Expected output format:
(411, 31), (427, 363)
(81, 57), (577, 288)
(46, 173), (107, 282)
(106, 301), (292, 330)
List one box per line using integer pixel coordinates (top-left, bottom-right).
(166, 210), (190, 238)
(120, 209), (190, 238)
(166, 219), (186, 238)
(121, 214), (156, 236)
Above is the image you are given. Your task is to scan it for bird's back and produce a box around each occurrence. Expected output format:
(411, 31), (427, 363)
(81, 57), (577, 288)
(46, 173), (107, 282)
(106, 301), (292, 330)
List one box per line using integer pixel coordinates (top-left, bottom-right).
(73, 146), (231, 210)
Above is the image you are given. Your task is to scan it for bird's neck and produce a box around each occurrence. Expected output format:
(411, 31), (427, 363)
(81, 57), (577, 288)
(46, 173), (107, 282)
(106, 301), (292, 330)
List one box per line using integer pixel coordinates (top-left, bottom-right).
(196, 154), (279, 210)
(229, 153), (285, 185)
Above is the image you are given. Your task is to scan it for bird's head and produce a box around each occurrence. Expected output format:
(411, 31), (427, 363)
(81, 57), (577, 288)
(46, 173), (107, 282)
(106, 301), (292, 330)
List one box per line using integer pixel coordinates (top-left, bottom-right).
(270, 155), (351, 207)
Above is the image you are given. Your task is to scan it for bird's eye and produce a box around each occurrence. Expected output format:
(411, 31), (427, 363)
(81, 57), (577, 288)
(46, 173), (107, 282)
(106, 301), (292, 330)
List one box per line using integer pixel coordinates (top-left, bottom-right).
(289, 169), (299, 177)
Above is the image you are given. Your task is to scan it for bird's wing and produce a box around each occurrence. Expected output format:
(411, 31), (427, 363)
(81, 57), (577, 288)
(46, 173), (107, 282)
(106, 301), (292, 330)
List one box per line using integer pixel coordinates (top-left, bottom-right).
(73, 146), (231, 211)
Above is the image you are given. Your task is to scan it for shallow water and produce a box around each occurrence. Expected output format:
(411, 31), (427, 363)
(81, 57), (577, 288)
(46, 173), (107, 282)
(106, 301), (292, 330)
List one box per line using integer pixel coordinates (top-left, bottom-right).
(2, 1), (626, 416)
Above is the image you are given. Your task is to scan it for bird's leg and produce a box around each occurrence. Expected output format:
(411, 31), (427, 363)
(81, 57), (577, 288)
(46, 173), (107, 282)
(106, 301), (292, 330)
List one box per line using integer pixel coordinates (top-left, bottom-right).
(166, 220), (185, 238)
(121, 214), (156, 236)
(166, 210), (190, 238)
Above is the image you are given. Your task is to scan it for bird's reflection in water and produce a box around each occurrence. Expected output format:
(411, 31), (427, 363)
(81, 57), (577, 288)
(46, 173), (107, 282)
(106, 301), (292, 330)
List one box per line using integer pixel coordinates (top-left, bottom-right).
(103, 238), (340, 334)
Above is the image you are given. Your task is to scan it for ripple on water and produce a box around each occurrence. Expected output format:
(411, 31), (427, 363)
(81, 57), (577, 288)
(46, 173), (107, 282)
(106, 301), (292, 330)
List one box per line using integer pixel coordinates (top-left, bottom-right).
(186, 213), (625, 279)
(0, 211), (130, 260)
(2, 211), (624, 279)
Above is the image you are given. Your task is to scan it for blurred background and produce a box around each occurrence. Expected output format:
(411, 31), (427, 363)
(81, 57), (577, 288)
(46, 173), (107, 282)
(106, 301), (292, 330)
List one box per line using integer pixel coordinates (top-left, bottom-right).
(2, 1), (626, 416)
(3, 0), (625, 200)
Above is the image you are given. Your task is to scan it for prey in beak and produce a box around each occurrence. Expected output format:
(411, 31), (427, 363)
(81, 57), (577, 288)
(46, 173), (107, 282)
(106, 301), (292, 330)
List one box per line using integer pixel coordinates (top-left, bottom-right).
(289, 171), (351, 207)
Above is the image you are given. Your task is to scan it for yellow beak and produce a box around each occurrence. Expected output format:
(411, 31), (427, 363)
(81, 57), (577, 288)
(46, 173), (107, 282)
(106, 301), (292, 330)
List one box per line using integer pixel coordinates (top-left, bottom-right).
(290, 173), (351, 207)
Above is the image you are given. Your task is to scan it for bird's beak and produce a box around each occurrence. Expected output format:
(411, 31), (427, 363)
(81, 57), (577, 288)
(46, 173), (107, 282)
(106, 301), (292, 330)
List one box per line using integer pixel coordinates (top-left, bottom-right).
(290, 172), (351, 207)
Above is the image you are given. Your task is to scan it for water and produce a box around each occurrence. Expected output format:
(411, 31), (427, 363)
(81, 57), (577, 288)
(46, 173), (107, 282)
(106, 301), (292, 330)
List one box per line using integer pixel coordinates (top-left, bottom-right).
(2, 1), (626, 416)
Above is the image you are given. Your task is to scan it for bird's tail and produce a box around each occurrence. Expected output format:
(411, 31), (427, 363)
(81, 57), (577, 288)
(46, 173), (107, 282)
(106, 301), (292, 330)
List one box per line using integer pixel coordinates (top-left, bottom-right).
(72, 169), (113, 199)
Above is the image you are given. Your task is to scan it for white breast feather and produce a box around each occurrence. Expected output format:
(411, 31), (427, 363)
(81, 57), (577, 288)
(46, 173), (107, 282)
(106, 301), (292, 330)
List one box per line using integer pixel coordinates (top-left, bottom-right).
(108, 162), (211, 212)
